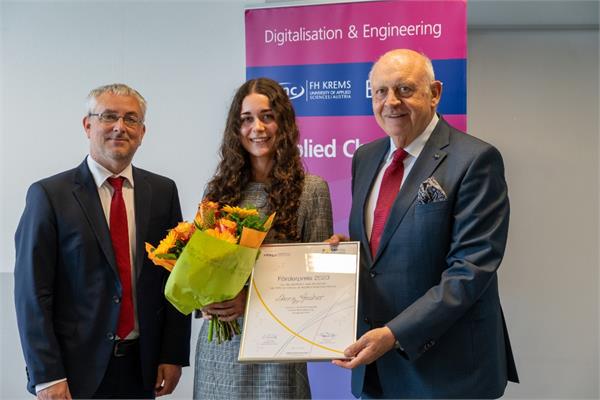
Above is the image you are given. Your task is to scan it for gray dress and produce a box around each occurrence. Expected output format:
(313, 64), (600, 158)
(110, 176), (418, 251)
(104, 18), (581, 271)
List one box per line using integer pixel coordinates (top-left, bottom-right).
(194, 175), (334, 399)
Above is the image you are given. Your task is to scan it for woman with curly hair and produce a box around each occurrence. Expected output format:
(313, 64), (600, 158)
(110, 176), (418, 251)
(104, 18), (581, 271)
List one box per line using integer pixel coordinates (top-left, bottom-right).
(194, 77), (333, 399)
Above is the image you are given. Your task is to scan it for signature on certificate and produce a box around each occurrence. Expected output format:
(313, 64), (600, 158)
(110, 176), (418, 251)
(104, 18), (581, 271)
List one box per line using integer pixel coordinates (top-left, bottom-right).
(274, 292), (325, 305)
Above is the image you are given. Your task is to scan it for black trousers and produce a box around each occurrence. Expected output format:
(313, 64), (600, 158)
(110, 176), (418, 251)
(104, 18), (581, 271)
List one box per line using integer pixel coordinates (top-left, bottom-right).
(93, 340), (154, 399)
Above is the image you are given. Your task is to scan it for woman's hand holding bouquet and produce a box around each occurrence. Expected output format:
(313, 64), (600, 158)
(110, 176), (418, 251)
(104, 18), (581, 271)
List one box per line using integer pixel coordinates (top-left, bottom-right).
(199, 288), (248, 343)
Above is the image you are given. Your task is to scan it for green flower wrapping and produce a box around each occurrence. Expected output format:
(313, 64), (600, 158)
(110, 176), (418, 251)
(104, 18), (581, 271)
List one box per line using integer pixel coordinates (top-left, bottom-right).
(164, 230), (259, 342)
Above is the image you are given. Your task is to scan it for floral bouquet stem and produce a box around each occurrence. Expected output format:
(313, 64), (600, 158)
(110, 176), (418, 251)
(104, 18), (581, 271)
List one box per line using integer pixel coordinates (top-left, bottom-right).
(207, 315), (242, 343)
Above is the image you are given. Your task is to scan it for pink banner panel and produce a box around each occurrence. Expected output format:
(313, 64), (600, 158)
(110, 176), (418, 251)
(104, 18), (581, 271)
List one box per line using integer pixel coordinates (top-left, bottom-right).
(298, 115), (385, 233)
(245, 1), (466, 397)
(246, 0), (466, 67)
(443, 114), (467, 132)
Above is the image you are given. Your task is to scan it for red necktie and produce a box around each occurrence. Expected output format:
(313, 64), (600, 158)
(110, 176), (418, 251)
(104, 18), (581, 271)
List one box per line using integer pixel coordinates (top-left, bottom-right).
(370, 148), (408, 257)
(107, 177), (134, 339)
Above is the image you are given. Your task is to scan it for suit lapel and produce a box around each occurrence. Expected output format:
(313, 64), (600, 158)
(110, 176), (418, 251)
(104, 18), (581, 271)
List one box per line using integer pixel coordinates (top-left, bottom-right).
(354, 139), (390, 266)
(72, 160), (120, 280)
(373, 118), (450, 263)
(133, 167), (151, 280)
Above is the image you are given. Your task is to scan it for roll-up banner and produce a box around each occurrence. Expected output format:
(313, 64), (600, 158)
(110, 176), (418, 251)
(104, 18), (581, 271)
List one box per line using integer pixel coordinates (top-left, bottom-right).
(245, 1), (466, 397)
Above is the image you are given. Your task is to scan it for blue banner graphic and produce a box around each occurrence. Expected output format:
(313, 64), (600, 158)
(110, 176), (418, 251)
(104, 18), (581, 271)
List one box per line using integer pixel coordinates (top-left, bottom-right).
(247, 59), (466, 116)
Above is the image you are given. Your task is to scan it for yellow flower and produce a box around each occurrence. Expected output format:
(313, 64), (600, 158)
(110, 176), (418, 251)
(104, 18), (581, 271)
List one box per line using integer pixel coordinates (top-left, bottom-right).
(204, 228), (237, 244)
(154, 229), (177, 255)
(222, 205), (259, 218)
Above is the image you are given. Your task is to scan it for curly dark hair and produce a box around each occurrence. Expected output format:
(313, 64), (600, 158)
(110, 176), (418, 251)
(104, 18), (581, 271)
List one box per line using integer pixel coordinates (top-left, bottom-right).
(205, 78), (305, 241)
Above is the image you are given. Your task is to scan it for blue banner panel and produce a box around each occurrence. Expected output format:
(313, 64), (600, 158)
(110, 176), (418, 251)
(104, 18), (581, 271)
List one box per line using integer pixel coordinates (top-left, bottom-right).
(247, 59), (466, 116)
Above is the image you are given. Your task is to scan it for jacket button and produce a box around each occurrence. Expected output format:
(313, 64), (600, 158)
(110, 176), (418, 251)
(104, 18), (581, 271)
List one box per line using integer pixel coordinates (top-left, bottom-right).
(370, 272), (377, 278)
(364, 317), (370, 324)
(113, 295), (120, 304)
(106, 332), (115, 341)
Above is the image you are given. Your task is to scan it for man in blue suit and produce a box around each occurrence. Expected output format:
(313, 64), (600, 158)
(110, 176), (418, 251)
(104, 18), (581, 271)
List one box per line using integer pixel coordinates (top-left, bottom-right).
(14, 84), (191, 399)
(330, 50), (518, 398)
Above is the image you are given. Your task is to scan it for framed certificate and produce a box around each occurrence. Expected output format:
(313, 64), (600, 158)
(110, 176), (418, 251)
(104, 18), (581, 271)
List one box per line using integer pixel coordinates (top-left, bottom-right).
(238, 241), (360, 362)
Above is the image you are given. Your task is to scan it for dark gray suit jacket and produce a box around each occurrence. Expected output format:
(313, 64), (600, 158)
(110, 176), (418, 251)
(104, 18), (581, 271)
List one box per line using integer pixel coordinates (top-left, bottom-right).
(14, 159), (191, 397)
(349, 117), (518, 398)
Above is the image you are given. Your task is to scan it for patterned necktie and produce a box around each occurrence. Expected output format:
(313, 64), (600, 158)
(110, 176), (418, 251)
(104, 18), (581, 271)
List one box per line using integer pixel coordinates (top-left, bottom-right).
(107, 177), (134, 339)
(370, 148), (409, 257)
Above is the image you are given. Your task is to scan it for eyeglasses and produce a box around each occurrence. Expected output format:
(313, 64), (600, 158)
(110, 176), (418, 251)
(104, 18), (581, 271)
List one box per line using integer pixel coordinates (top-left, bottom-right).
(89, 112), (143, 127)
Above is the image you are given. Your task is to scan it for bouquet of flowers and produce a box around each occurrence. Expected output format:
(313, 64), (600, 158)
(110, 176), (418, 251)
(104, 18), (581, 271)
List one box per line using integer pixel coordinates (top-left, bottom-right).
(145, 200), (275, 343)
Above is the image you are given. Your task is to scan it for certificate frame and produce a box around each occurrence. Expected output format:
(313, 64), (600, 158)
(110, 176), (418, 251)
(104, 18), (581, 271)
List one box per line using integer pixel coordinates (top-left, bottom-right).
(238, 241), (360, 363)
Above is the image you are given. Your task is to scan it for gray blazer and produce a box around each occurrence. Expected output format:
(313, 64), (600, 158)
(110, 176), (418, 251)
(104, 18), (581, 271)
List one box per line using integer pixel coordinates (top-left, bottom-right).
(349, 117), (518, 398)
(194, 174), (333, 400)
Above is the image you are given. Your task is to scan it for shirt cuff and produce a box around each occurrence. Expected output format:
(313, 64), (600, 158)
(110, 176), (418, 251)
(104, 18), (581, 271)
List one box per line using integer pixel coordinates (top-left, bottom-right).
(36, 378), (67, 394)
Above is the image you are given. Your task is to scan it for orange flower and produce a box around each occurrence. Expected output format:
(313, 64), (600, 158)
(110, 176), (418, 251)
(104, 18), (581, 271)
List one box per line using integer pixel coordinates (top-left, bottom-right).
(173, 221), (196, 242)
(196, 200), (220, 229)
(217, 218), (237, 235)
(145, 243), (176, 272)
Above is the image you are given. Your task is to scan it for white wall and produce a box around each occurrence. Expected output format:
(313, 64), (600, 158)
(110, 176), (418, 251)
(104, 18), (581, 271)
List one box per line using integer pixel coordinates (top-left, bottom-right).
(0, 1), (258, 399)
(468, 28), (599, 398)
(1, 1), (598, 399)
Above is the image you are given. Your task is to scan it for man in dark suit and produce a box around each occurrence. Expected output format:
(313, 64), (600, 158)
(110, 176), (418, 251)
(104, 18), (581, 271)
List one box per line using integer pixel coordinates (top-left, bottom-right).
(330, 49), (518, 398)
(14, 83), (191, 399)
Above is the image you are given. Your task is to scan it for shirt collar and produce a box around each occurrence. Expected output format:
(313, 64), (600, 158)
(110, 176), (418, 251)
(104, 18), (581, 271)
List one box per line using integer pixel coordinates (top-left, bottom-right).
(387, 113), (439, 161)
(86, 155), (134, 188)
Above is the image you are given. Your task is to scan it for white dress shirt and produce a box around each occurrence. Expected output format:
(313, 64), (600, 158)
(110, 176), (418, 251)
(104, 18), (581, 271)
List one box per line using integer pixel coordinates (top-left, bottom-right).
(365, 114), (439, 241)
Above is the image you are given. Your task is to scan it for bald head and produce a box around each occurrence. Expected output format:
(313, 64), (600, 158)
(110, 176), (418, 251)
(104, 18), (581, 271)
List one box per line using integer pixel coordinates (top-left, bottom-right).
(369, 49), (435, 84)
(369, 49), (442, 147)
